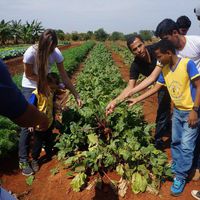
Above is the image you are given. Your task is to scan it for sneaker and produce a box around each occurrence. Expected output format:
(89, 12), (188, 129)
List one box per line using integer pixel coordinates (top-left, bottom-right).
(19, 162), (34, 176)
(192, 169), (200, 181)
(170, 177), (186, 196)
(31, 159), (39, 172)
(191, 190), (200, 200)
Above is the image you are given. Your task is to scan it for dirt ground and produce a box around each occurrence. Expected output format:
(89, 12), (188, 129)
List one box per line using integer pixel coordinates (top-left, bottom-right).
(1, 45), (200, 200)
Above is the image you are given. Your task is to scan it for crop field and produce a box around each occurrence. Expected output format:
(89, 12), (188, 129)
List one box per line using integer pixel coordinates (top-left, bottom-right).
(0, 41), (199, 200)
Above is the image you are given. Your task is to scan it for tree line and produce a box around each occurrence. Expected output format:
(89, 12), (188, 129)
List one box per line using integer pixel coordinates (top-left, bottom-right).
(0, 19), (154, 45)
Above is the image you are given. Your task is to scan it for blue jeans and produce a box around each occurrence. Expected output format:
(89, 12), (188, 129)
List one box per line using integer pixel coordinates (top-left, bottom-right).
(171, 108), (199, 180)
(18, 87), (35, 163)
(192, 113), (200, 169)
(32, 124), (53, 160)
(155, 87), (171, 140)
(0, 187), (16, 200)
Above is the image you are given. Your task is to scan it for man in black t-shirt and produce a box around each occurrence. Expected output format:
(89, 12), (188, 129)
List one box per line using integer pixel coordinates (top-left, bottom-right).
(106, 35), (171, 146)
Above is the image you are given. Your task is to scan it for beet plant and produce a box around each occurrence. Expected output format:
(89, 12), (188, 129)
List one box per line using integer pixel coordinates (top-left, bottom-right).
(55, 43), (172, 195)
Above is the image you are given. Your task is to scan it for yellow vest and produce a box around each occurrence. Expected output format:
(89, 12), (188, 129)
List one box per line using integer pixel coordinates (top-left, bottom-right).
(158, 58), (200, 110)
(32, 89), (54, 130)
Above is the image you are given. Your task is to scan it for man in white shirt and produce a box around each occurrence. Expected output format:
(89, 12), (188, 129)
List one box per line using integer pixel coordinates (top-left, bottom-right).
(121, 19), (200, 102)
(155, 19), (200, 71)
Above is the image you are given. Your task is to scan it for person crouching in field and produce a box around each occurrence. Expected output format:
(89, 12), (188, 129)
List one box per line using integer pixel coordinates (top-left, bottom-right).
(127, 39), (200, 196)
(28, 72), (60, 172)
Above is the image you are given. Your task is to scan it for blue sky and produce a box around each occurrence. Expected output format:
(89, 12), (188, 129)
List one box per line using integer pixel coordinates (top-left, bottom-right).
(1, 0), (200, 35)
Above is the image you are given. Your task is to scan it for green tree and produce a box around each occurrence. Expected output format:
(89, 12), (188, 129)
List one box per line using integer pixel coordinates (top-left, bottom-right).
(124, 32), (138, 40)
(56, 29), (65, 41)
(32, 20), (44, 43)
(71, 31), (79, 41)
(78, 33), (86, 41)
(94, 28), (108, 41)
(110, 31), (125, 41)
(86, 31), (94, 40)
(10, 20), (23, 44)
(21, 22), (33, 43)
(21, 20), (43, 44)
(65, 33), (71, 41)
(0, 20), (11, 45)
(139, 30), (153, 41)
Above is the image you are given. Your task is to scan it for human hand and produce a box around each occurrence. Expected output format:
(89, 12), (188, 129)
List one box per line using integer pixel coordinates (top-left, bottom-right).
(106, 101), (116, 116)
(58, 82), (66, 90)
(188, 110), (198, 128)
(76, 97), (83, 107)
(126, 98), (138, 107)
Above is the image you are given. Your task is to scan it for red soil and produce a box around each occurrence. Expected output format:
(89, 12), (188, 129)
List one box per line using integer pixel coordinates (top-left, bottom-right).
(1, 44), (200, 200)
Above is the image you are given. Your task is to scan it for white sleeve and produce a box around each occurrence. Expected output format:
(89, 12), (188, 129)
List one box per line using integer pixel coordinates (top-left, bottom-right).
(54, 48), (64, 63)
(23, 46), (35, 64)
(193, 36), (200, 49)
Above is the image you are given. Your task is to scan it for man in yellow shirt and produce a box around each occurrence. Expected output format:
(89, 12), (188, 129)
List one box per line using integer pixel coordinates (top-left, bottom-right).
(127, 39), (200, 196)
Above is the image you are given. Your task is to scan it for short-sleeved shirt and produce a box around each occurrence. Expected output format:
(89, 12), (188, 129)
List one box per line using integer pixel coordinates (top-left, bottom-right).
(0, 60), (28, 119)
(176, 35), (200, 73)
(157, 58), (200, 110)
(22, 45), (64, 89)
(130, 45), (157, 80)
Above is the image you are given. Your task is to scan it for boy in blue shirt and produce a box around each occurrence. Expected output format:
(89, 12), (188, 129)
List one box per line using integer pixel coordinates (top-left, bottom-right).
(127, 39), (200, 196)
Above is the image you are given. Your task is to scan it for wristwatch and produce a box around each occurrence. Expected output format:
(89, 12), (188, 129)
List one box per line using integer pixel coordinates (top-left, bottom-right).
(192, 106), (199, 113)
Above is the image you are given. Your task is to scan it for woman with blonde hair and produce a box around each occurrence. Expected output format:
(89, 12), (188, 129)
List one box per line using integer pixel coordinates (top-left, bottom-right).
(19, 29), (82, 176)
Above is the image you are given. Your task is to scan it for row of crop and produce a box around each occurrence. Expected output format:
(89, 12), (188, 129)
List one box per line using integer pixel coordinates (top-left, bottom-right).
(0, 41), (95, 159)
(52, 40), (95, 75)
(0, 48), (27, 60)
(55, 43), (171, 196)
(0, 41), (71, 60)
(110, 42), (134, 66)
(0, 116), (20, 158)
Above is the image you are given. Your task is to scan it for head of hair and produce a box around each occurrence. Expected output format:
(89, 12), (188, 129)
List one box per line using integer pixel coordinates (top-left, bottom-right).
(126, 35), (144, 52)
(38, 72), (60, 95)
(37, 29), (58, 95)
(194, 5), (200, 20)
(155, 18), (179, 38)
(38, 29), (58, 50)
(154, 39), (176, 55)
(176, 15), (191, 29)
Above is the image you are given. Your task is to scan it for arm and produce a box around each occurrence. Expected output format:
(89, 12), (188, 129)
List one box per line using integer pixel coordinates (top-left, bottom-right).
(188, 77), (200, 127)
(125, 66), (162, 98)
(56, 62), (82, 107)
(127, 83), (163, 106)
(13, 104), (49, 130)
(106, 79), (136, 115)
(113, 79), (136, 103)
(24, 63), (38, 82)
(0, 60), (49, 130)
(186, 60), (200, 127)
